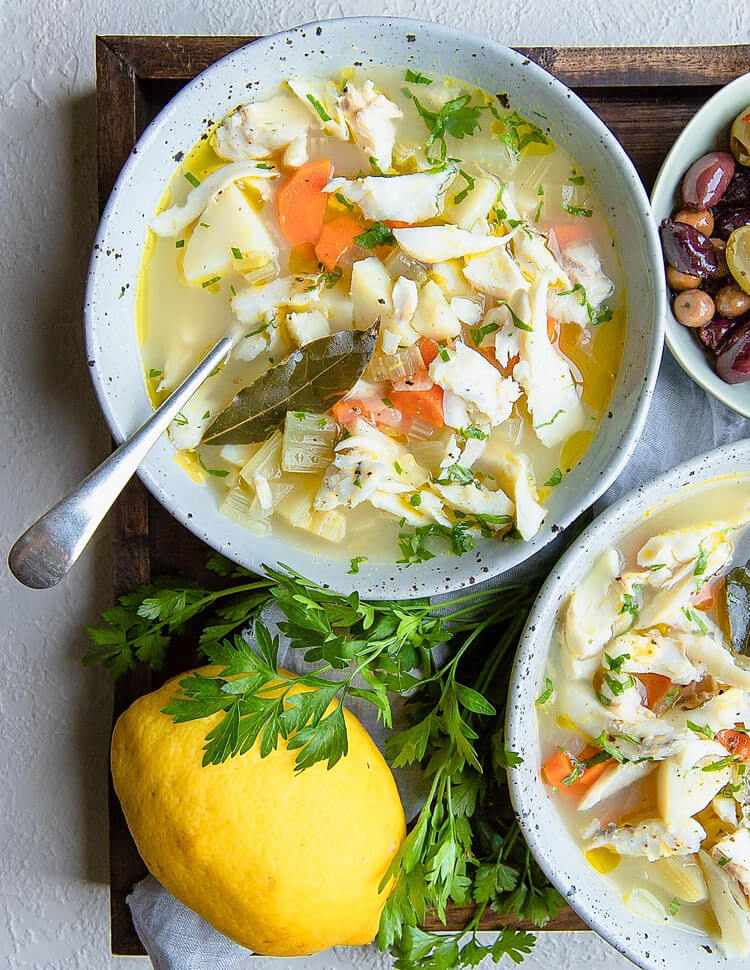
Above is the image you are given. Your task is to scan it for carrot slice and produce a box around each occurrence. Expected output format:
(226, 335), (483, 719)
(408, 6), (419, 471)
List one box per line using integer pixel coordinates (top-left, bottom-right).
(277, 160), (333, 246)
(389, 386), (444, 428)
(694, 576), (725, 612)
(331, 399), (371, 425)
(384, 219), (411, 228)
(637, 673), (673, 711)
(418, 338), (439, 366)
(542, 745), (612, 797)
(717, 729), (750, 761)
(549, 222), (592, 251)
(315, 215), (363, 270)
(547, 315), (559, 343)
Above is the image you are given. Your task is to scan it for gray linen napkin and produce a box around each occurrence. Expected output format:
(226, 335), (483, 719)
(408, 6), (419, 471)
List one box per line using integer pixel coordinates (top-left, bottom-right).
(127, 350), (748, 968)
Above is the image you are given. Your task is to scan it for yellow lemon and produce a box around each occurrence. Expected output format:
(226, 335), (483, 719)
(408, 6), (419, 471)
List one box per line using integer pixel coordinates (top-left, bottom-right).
(111, 668), (406, 956)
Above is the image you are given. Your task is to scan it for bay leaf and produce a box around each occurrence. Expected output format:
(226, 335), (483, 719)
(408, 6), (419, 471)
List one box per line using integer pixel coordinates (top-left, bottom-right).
(203, 326), (378, 445)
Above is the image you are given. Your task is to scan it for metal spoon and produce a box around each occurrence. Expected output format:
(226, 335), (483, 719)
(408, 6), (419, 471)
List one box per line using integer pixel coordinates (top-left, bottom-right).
(8, 336), (233, 589)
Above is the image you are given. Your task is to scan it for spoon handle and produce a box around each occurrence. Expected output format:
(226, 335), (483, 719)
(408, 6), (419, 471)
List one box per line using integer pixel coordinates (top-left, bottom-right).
(8, 336), (233, 589)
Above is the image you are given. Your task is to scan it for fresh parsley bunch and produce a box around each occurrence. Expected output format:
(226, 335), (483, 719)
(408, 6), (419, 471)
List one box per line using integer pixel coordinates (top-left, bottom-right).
(85, 555), (563, 968)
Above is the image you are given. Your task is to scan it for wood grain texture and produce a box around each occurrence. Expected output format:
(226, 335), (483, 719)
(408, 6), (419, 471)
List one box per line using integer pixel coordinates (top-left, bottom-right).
(98, 36), (748, 954)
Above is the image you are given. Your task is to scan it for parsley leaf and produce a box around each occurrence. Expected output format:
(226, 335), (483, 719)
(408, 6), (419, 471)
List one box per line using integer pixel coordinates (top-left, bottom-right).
(454, 169), (476, 204)
(306, 93), (332, 122)
(536, 676), (554, 705)
(408, 92), (483, 161)
(405, 68), (433, 85)
(355, 222), (396, 248)
(544, 468), (562, 487)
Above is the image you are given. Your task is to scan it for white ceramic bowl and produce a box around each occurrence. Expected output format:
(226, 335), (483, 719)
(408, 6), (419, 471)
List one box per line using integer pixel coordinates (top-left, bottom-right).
(652, 73), (750, 418)
(84, 17), (664, 598)
(507, 438), (750, 970)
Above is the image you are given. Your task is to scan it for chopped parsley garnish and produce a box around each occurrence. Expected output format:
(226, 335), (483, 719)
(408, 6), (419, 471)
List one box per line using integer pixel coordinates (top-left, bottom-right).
(201, 276), (221, 288)
(318, 268), (342, 288)
(534, 409), (564, 430)
(174, 412), (189, 426)
(368, 155), (386, 175)
(201, 410), (211, 420)
(694, 544), (708, 576)
(592, 731), (627, 764)
(558, 282), (612, 326)
(439, 348), (451, 362)
(544, 468), (563, 487)
(604, 652), (630, 673)
(175, 239), (185, 248)
(394, 460), (404, 475)
(569, 172), (586, 186)
(229, 283), (237, 297)
(355, 222), (396, 248)
(407, 92), (483, 162)
(536, 676), (555, 705)
(404, 68), (433, 85)
(231, 246), (243, 260)
(702, 756), (738, 772)
(459, 425), (489, 441)
(562, 201), (593, 218)
(604, 673), (634, 697)
(246, 321), (270, 338)
(148, 368), (163, 380)
(306, 93), (332, 122)
(409, 493), (422, 507)
(434, 464), (475, 485)
(687, 720), (715, 740)
(499, 300), (533, 332)
(534, 184), (544, 223)
(347, 556), (368, 575)
(335, 192), (354, 210)
(453, 169), (476, 204)
(183, 171), (201, 188)
(199, 221), (210, 229)
(469, 321), (499, 346)
(197, 453), (229, 478)
(669, 898), (681, 917)
(397, 521), (476, 564)
(682, 606), (709, 634)
(619, 594), (640, 620)
(495, 111), (550, 157)
(254, 162), (274, 171)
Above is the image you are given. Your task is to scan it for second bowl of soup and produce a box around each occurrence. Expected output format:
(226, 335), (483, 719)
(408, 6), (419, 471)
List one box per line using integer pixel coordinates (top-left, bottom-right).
(508, 439), (750, 969)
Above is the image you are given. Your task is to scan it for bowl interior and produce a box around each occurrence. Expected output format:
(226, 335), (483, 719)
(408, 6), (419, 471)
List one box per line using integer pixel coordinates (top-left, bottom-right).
(85, 18), (664, 597)
(506, 438), (750, 970)
(651, 72), (750, 419)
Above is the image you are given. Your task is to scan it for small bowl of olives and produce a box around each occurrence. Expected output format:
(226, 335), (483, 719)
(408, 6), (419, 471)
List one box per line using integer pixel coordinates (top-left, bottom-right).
(652, 73), (750, 416)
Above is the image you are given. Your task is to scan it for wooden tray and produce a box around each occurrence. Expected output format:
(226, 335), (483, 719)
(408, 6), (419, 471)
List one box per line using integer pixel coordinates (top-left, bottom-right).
(97, 36), (750, 956)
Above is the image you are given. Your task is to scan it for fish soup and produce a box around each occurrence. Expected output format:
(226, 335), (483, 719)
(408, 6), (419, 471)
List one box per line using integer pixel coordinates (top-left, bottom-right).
(138, 66), (625, 565)
(538, 476), (750, 955)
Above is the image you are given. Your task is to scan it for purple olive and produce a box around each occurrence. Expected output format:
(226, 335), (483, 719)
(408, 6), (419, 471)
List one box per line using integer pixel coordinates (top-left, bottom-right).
(660, 219), (719, 277)
(682, 151), (736, 209)
(697, 316), (739, 353)
(721, 169), (750, 207)
(716, 319), (750, 383)
(713, 205), (750, 241)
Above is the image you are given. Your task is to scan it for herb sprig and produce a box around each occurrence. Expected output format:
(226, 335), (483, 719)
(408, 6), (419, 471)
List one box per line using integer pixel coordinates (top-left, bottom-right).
(86, 555), (559, 968)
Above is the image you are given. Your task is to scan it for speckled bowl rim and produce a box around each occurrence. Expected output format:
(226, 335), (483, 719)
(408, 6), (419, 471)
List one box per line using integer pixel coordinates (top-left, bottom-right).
(84, 16), (665, 599)
(651, 72), (750, 419)
(507, 437), (750, 970)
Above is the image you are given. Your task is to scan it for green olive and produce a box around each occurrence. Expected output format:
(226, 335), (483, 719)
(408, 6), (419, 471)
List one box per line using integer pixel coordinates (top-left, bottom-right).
(726, 226), (750, 295)
(731, 105), (750, 166)
(673, 290), (715, 328)
(715, 284), (750, 318)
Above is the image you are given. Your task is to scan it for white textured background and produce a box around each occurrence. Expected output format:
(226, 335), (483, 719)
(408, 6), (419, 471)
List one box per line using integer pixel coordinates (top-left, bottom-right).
(1, 2), (748, 968)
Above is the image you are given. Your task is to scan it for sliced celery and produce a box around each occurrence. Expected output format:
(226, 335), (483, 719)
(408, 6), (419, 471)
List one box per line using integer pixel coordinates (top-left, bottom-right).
(281, 412), (337, 474)
(239, 430), (283, 485)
